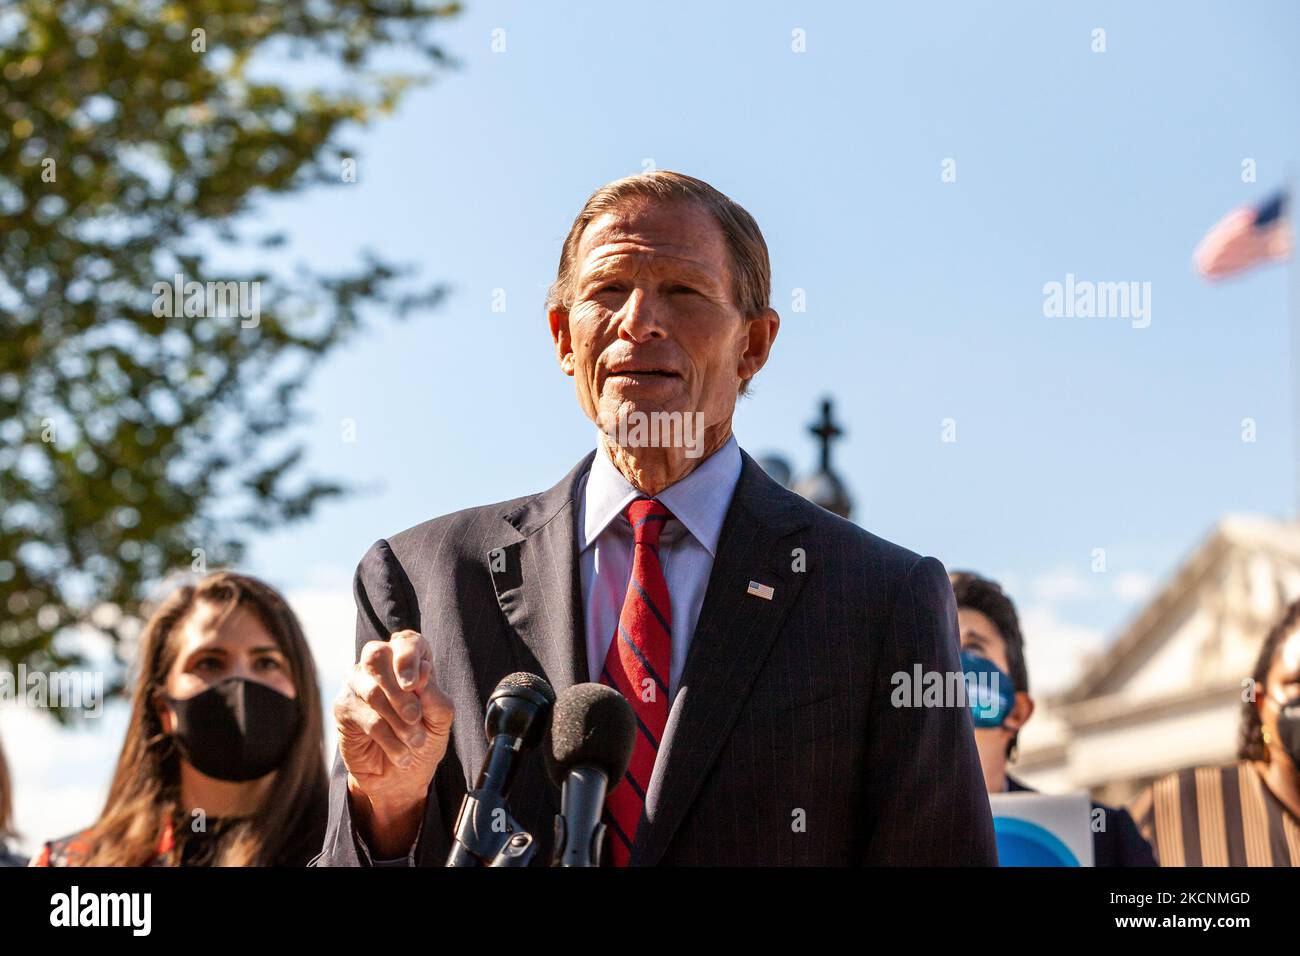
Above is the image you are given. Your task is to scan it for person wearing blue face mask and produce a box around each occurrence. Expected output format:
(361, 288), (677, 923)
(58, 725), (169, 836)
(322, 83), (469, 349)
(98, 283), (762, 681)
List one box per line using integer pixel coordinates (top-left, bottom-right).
(950, 571), (1155, 867)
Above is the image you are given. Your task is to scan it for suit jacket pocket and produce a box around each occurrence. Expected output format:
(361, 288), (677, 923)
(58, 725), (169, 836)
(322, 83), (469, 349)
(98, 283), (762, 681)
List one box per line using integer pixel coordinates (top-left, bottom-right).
(730, 689), (843, 754)
(776, 690), (842, 748)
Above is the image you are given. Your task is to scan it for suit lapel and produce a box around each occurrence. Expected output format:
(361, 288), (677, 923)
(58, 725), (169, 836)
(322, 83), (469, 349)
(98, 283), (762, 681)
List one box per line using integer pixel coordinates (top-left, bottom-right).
(488, 451), (595, 695)
(632, 451), (814, 866)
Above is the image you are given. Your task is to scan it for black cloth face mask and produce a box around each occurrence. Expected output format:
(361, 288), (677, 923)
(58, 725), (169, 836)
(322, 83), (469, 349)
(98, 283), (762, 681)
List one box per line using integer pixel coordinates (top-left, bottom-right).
(166, 677), (299, 782)
(1276, 695), (1300, 767)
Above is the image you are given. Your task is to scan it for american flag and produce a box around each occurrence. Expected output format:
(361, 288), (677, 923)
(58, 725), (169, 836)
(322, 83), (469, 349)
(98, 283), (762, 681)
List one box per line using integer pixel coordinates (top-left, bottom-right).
(1193, 189), (1293, 280)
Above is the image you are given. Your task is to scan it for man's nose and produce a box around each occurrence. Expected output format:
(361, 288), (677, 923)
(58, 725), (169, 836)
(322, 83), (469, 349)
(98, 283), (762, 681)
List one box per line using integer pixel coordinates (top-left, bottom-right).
(617, 287), (668, 341)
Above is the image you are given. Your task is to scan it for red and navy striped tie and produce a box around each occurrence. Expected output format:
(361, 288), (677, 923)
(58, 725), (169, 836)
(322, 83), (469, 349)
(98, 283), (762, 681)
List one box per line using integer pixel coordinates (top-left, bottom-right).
(599, 497), (674, 866)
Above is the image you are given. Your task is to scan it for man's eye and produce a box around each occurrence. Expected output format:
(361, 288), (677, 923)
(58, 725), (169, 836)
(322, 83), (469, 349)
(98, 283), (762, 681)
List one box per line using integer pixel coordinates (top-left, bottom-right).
(668, 285), (698, 295)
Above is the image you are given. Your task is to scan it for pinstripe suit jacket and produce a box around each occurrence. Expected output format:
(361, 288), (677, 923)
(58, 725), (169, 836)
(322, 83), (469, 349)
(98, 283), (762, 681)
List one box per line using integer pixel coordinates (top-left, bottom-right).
(317, 447), (998, 866)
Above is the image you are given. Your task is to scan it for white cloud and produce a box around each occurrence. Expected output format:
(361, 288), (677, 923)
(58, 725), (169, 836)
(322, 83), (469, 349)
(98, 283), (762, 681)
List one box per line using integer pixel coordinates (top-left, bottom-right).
(1, 702), (127, 859)
(285, 585), (357, 759)
(1028, 568), (1094, 602)
(1017, 604), (1109, 697)
(1025, 565), (1157, 607)
(1113, 571), (1156, 602)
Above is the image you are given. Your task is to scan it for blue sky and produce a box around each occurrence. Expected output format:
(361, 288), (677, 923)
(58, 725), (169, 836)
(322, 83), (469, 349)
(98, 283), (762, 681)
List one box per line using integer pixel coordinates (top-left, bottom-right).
(5, 0), (1300, 848)
(252, 0), (1299, 640)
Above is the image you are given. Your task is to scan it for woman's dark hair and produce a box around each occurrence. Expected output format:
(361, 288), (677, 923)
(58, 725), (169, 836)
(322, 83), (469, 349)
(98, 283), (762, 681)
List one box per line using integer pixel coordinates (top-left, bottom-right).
(1239, 597), (1300, 762)
(950, 571), (1029, 757)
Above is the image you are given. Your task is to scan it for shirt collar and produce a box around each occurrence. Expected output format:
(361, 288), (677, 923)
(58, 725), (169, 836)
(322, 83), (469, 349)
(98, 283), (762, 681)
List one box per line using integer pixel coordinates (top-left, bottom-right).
(579, 434), (742, 557)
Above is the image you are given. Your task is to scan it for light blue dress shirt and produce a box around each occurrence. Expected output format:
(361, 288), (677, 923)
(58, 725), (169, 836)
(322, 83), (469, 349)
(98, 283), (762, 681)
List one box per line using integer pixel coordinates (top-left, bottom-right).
(576, 434), (743, 700)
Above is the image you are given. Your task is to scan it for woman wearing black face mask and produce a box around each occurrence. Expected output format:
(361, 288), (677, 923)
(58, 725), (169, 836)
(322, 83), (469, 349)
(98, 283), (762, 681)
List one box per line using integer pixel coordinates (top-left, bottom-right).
(31, 572), (327, 867)
(1131, 597), (1300, 866)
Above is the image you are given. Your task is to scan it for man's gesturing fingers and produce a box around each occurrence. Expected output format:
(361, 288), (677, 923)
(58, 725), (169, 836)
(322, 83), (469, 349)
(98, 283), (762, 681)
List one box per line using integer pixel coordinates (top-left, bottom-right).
(353, 637), (426, 737)
(389, 629), (431, 692)
(335, 680), (420, 769)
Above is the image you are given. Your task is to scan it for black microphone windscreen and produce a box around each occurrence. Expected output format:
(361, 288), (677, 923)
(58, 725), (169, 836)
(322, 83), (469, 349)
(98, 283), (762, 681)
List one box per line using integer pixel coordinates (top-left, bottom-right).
(495, 671), (556, 705)
(545, 683), (636, 787)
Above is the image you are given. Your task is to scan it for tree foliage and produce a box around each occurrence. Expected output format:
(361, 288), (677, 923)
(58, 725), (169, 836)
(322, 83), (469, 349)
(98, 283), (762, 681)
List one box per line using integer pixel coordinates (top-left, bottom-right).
(0, 0), (458, 713)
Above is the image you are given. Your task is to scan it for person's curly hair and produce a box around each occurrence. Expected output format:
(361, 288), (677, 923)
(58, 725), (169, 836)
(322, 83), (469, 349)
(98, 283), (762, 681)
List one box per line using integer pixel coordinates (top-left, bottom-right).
(1239, 597), (1300, 762)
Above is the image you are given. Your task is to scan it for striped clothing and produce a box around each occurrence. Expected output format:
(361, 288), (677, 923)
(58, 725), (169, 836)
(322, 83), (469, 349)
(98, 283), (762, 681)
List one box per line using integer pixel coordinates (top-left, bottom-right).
(1129, 762), (1300, 867)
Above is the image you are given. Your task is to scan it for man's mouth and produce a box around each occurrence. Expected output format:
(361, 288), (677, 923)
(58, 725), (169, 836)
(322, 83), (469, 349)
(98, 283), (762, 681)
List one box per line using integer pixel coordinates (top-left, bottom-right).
(606, 367), (679, 380)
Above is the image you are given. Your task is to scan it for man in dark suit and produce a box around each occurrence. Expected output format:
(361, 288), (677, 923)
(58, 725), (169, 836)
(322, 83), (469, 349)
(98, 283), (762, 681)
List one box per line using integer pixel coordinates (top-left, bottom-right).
(318, 171), (997, 866)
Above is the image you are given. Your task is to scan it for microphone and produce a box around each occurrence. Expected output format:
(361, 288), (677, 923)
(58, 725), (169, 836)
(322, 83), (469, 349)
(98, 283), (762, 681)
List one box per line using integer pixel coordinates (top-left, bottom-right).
(445, 671), (555, 867)
(545, 683), (636, 867)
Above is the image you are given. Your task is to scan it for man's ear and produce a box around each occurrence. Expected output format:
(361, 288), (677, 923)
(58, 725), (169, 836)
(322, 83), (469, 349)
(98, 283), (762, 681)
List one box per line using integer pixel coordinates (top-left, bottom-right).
(737, 307), (780, 382)
(548, 307), (576, 377)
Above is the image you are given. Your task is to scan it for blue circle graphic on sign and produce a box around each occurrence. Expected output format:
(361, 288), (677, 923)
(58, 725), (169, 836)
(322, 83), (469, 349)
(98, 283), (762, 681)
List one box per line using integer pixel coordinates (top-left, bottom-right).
(993, 816), (1081, 867)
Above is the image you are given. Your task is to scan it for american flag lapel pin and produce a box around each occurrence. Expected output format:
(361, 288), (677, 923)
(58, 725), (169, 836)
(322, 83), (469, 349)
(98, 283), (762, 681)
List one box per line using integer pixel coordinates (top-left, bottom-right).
(746, 580), (775, 601)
